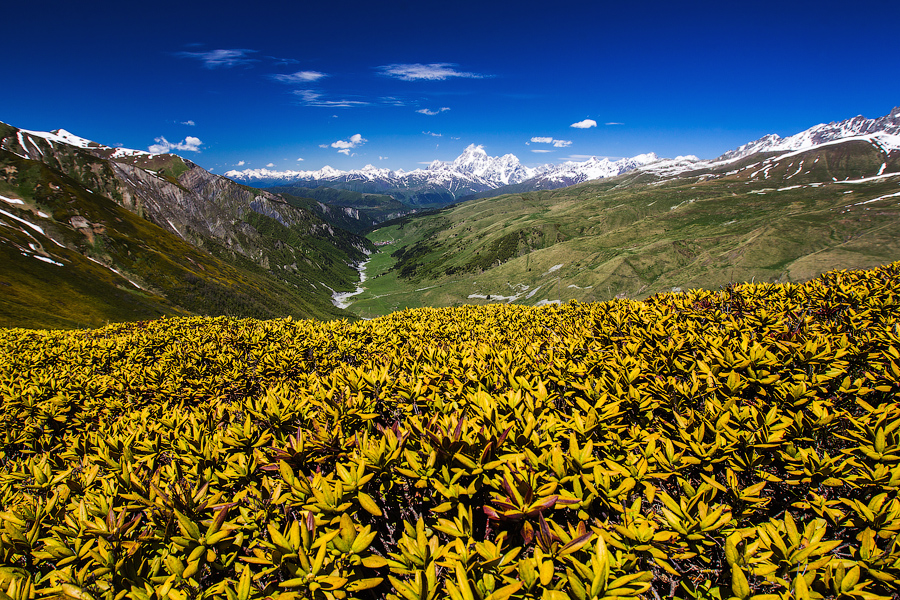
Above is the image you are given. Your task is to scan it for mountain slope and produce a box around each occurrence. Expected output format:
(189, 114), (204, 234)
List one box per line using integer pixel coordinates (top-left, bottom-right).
(346, 132), (900, 318)
(717, 106), (900, 162)
(265, 186), (412, 233)
(0, 122), (373, 328)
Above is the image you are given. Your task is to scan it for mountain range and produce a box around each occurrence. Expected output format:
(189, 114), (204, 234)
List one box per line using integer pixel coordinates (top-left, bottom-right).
(226, 107), (900, 206)
(345, 108), (900, 317)
(225, 145), (663, 206)
(1, 105), (898, 328)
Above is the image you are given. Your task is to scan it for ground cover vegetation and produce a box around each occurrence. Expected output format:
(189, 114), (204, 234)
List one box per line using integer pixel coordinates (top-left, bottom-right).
(1, 262), (900, 600)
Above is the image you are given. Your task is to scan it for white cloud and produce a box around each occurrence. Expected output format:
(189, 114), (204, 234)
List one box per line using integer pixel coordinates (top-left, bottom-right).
(266, 163), (275, 167)
(417, 107), (451, 116)
(531, 149), (553, 153)
(272, 71), (328, 84)
(296, 157), (304, 162)
(605, 122), (624, 125)
(528, 137), (572, 148)
(570, 119), (598, 129)
(379, 156), (388, 160)
(181, 120), (196, 126)
(236, 160), (245, 166)
(329, 134), (367, 154)
(148, 136), (202, 154)
(423, 131), (442, 137)
(294, 90), (370, 108)
(377, 63), (484, 81)
(176, 49), (256, 68)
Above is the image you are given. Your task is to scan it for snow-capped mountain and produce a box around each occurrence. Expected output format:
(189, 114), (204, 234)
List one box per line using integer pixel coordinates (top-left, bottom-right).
(224, 144), (660, 205)
(716, 106), (900, 162)
(224, 144), (540, 188)
(527, 153), (660, 188)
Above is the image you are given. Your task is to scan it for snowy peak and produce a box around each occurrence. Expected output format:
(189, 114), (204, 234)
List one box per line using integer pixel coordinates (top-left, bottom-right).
(21, 128), (105, 149)
(433, 144), (534, 185)
(718, 107), (900, 162)
(224, 144), (655, 201)
(533, 152), (659, 186)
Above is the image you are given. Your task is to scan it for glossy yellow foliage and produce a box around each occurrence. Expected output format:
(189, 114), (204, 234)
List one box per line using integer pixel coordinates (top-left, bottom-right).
(1, 263), (900, 600)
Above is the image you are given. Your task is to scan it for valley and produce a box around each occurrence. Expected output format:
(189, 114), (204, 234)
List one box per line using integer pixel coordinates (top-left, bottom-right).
(1, 107), (899, 328)
(342, 139), (900, 318)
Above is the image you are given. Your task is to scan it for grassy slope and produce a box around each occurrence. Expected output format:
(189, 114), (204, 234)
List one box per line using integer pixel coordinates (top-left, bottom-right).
(348, 142), (900, 318)
(0, 150), (354, 329)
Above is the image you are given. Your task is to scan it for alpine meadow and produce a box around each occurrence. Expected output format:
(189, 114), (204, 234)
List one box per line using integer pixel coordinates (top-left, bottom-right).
(2, 4), (900, 596)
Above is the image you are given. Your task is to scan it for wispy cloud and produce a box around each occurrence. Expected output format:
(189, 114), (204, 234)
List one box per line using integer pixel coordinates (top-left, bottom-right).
(377, 63), (485, 81)
(417, 107), (451, 116)
(605, 122), (624, 125)
(148, 136), (202, 154)
(327, 134), (367, 155)
(175, 49), (256, 68)
(294, 90), (370, 108)
(181, 120), (196, 126)
(272, 71), (328, 84)
(423, 131), (442, 137)
(527, 136), (572, 148)
(570, 119), (598, 129)
(531, 149), (553, 153)
(296, 157), (304, 162)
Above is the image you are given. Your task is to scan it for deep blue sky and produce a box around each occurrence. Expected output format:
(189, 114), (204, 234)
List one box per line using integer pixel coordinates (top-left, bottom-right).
(4, 0), (899, 173)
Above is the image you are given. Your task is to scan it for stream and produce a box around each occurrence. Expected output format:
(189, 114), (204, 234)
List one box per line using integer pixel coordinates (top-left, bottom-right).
(331, 257), (371, 309)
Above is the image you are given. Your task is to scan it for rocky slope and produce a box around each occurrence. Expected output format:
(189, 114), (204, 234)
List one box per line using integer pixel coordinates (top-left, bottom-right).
(0, 122), (373, 328)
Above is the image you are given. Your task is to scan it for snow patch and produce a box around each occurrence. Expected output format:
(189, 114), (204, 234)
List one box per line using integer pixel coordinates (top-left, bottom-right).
(84, 256), (144, 289)
(0, 208), (45, 235)
(854, 191), (900, 206)
(543, 264), (563, 276)
(33, 255), (63, 267)
(0, 195), (25, 205)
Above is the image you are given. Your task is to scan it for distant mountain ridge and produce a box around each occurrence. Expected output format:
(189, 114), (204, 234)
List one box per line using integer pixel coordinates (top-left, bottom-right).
(226, 106), (900, 205)
(224, 145), (661, 206)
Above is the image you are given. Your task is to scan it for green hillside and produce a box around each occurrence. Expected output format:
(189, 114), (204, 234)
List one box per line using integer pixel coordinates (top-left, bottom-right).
(267, 186), (410, 233)
(0, 122), (382, 329)
(347, 142), (900, 318)
(0, 149), (360, 329)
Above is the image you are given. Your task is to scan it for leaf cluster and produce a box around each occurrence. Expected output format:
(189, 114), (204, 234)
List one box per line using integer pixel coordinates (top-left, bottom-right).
(2, 263), (900, 600)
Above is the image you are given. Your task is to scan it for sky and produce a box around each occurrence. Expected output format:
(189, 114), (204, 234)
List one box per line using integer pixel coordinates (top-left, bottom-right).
(3, 0), (899, 174)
